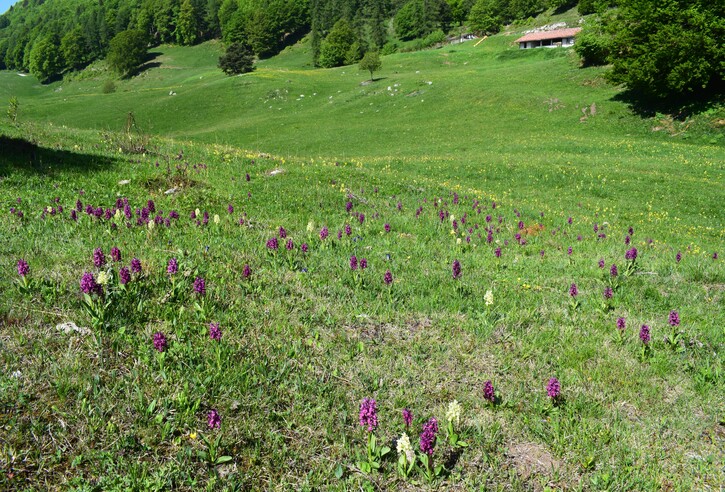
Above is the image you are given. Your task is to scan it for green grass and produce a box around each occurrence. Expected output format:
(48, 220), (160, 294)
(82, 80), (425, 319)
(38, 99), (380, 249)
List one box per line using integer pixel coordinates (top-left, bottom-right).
(0, 25), (723, 491)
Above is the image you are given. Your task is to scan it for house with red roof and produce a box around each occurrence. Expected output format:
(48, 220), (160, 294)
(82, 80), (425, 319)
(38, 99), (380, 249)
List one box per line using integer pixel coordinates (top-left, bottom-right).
(515, 28), (582, 49)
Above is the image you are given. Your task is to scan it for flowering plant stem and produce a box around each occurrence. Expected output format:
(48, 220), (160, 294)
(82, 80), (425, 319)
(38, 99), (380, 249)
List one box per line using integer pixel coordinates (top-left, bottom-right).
(418, 453), (443, 483)
(357, 432), (390, 473)
(446, 420), (467, 448)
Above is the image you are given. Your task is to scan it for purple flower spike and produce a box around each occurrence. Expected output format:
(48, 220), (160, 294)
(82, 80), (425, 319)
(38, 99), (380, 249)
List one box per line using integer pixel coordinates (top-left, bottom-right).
(675, 252), (682, 263)
(384, 270), (393, 285)
(419, 417), (438, 456)
(569, 283), (578, 297)
(713, 252), (718, 260)
(350, 255), (358, 270)
(547, 377), (561, 400)
(93, 248), (106, 268)
(167, 258), (178, 275)
(452, 259), (462, 279)
(483, 380), (495, 403)
(17, 259), (29, 277)
(242, 264), (251, 278)
(266, 237), (278, 250)
(153, 332), (167, 352)
(131, 258), (142, 274)
(319, 227), (329, 240)
(604, 286), (613, 299)
(358, 213), (365, 225)
(111, 246), (121, 263)
(207, 409), (221, 429)
(384, 223), (391, 233)
(610, 264), (618, 277)
(567, 246), (573, 256)
(345, 224), (352, 236)
(359, 398), (378, 432)
(279, 226), (287, 238)
(360, 258), (367, 269)
(119, 266), (131, 285)
(80, 272), (101, 295)
(227, 204), (234, 214)
(495, 247), (502, 258)
(286, 239), (294, 251)
(209, 322), (222, 341)
(193, 277), (206, 296)
(668, 310), (680, 327)
(616, 317), (626, 331)
(625, 248), (638, 261)
(346, 201), (353, 212)
(639, 325), (651, 344)
(402, 408), (413, 427)
(301, 243), (309, 253)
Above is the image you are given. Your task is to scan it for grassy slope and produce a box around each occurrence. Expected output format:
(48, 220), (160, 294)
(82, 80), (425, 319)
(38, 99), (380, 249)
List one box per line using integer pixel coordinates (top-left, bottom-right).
(0, 22), (724, 491)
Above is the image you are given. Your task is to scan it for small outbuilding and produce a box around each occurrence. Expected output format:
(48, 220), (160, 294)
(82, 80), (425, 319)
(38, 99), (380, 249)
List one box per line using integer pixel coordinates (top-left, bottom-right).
(515, 28), (582, 49)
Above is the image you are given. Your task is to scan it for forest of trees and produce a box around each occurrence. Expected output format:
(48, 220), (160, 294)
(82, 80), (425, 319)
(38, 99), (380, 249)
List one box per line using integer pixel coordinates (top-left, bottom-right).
(1, 0), (721, 102)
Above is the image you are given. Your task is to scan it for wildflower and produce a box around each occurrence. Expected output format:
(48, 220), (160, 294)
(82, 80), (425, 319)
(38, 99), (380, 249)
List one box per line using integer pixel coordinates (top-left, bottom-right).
(131, 258), (142, 274)
(593, 223), (599, 232)
(202, 211), (209, 225)
(616, 317), (626, 331)
(396, 432), (415, 464)
(360, 258), (367, 269)
(546, 377), (560, 400)
(279, 226), (287, 238)
(567, 246), (573, 255)
(567, 217), (572, 224)
(495, 247), (502, 258)
(402, 408), (413, 427)
(147, 199), (155, 213)
(266, 237), (279, 250)
(610, 264), (618, 277)
(153, 332), (167, 352)
(167, 258), (178, 275)
(603, 286), (613, 299)
(668, 310), (680, 327)
(625, 248), (638, 261)
(96, 271), (110, 286)
(245, 173), (250, 181)
(242, 264), (251, 278)
(301, 243), (309, 253)
(147, 219), (155, 231)
(384, 270), (393, 285)
(628, 226), (634, 235)
(518, 220), (524, 230)
(80, 272), (100, 295)
(319, 226), (329, 240)
(577, 235), (582, 241)
(227, 204), (234, 214)
(190, 210), (197, 219)
(350, 255), (358, 270)
(639, 324), (651, 344)
(384, 223), (391, 233)
(213, 214), (220, 224)
(714, 252), (718, 260)
(71, 210), (78, 221)
(359, 398), (378, 432)
(625, 235), (631, 245)
(346, 201), (353, 212)
(17, 259), (29, 277)
(540, 250), (545, 257)
(483, 380), (495, 403)
(195, 208), (201, 219)
(209, 322), (222, 341)
(419, 417), (438, 456)
(286, 239), (294, 251)
(193, 277), (206, 295)
(207, 409), (221, 429)
(452, 259), (462, 279)
(569, 283), (578, 297)
(446, 400), (462, 426)
(93, 248), (106, 268)
(111, 246), (121, 263)
(484, 289), (494, 306)
(358, 213), (365, 225)
(345, 224), (352, 236)
(675, 252), (682, 263)
(119, 266), (131, 285)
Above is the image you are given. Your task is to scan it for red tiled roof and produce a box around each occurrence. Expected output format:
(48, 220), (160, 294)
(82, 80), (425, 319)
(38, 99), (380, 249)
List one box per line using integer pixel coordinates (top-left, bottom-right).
(515, 28), (582, 43)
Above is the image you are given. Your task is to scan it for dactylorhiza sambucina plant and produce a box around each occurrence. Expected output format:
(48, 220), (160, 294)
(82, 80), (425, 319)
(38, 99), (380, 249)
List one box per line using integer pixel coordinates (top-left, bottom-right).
(667, 310), (683, 351)
(418, 417), (443, 483)
(16, 258), (32, 294)
(639, 324), (652, 360)
(357, 398), (390, 473)
(625, 247), (638, 275)
(396, 432), (415, 478)
(199, 409), (232, 467)
(445, 400), (467, 449)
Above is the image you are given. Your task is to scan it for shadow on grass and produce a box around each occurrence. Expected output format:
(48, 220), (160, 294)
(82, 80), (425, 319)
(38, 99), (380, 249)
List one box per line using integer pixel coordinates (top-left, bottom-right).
(0, 134), (120, 176)
(611, 87), (725, 120)
(126, 52), (164, 78)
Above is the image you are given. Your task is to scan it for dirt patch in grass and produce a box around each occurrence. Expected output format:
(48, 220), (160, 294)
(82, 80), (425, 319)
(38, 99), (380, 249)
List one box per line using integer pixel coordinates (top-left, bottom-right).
(507, 441), (560, 482)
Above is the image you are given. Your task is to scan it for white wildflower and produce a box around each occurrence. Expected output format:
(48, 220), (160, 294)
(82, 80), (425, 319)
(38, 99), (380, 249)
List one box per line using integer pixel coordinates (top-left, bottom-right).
(213, 214), (220, 224)
(114, 209), (122, 220)
(96, 271), (110, 286)
(446, 400), (462, 426)
(306, 220), (315, 232)
(456, 238), (462, 245)
(484, 289), (494, 306)
(195, 208), (201, 218)
(147, 220), (155, 231)
(396, 433), (415, 463)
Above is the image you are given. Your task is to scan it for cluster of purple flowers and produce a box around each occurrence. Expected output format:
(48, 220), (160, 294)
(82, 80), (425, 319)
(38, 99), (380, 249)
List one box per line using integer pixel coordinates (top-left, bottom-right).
(193, 277), (206, 295)
(207, 409), (221, 429)
(483, 380), (495, 403)
(131, 258), (142, 274)
(319, 226), (329, 240)
(111, 246), (121, 263)
(625, 248), (638, 261)
(546, 377), (561, 400)
(610, 264), (618, 277)
(359, 398), (378, 432)
(119, 267), (131, 285)
(569, 283), (578, 297)
(242, 264), (252, 278)
(17, 259), (29, 277)
(452, 259), (462, 279)
(603, 286), (613, 300)
(402, 408), (413, 428)
(419, 417), (438, 456)
(93, 248), (106, 268)
(384, 270), (393, 285)
(153, 331), (167, 352)
(167, 258), (178, 275)
(209, 322), (222, 341)
(639, 325), (651, 344)
(266, 237), (279, 250)
(668, 310), (680, 327)
(616, 317), (626, 331)
(80, 272), (102, 296)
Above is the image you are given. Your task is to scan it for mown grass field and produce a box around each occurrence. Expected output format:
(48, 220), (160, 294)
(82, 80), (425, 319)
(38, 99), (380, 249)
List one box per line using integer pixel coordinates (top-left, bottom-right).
(1, 23), (724, 491)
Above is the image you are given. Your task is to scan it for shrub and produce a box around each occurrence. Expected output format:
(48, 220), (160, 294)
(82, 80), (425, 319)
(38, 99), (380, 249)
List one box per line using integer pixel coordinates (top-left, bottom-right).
(218, 42), (255, 75)
(102, 80), (116, 94)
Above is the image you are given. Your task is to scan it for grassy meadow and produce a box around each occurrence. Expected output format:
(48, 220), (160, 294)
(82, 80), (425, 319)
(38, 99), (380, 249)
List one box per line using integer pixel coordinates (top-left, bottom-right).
(0, 25), (724, 491)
